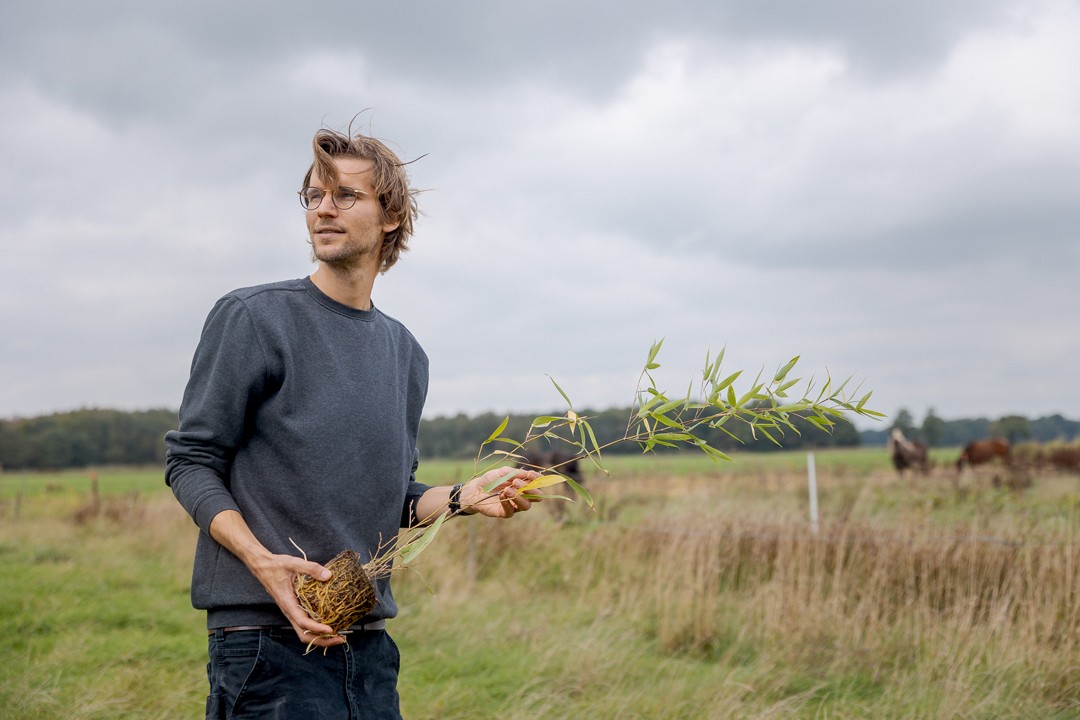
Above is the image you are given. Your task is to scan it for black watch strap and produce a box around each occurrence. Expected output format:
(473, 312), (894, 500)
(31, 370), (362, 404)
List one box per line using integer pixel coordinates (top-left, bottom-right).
(448, 483), (464, 514)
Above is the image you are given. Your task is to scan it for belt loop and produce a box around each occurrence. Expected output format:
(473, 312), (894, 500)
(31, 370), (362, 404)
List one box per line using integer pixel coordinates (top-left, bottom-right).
(213, 628), (225, 640)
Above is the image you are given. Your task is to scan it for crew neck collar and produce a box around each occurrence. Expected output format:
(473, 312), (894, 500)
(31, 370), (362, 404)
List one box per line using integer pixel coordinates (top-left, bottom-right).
(300, 276), (378, 320)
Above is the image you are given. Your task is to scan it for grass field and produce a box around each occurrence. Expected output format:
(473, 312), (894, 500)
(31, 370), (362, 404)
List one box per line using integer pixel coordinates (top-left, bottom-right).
(1, 450), (1078, 719)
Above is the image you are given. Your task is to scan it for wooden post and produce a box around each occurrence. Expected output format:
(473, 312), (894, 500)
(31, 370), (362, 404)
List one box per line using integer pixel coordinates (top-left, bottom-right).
(807, 452), (819, 535)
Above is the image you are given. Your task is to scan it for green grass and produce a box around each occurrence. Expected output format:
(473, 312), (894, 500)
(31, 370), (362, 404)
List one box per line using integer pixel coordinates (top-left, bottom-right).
(1, 450), (1078, 718)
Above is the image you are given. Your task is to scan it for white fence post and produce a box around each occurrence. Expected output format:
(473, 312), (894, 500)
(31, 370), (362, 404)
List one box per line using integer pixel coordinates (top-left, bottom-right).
(807, 451), (819, 535)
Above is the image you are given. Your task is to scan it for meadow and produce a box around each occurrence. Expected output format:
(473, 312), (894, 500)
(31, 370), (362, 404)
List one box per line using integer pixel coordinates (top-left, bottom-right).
(0, 448), (1077, 719)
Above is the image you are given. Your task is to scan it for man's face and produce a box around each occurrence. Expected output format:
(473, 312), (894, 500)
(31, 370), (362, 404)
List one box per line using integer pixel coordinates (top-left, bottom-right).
(305, 156), (399, 270)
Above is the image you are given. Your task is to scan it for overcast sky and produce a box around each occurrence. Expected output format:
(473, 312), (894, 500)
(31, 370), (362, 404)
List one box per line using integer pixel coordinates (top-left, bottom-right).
(1, 0), (1078, 431)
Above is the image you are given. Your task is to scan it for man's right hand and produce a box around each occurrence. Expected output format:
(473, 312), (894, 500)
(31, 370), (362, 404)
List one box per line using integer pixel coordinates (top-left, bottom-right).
(209, 510), (347, 649)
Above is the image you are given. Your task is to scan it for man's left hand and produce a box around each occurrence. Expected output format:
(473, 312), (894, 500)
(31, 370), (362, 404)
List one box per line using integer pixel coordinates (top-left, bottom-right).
(459, 466), (541, 518)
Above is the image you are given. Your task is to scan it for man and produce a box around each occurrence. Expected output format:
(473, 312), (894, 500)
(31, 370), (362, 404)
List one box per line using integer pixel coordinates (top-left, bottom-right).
(165, 126), (539, 719)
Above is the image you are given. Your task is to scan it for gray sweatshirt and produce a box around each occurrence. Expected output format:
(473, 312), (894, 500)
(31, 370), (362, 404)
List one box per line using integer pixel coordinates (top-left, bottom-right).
(164, 277), (431, 629)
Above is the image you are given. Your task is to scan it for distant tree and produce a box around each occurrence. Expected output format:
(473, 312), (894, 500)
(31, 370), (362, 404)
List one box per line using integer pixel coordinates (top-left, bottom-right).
(991, 415), (1032, 444)
(891, 408), (916, 437)
(1029, 414), (1080, 442)
(921, 408), (945, 447)
(940, 417), (992, 447)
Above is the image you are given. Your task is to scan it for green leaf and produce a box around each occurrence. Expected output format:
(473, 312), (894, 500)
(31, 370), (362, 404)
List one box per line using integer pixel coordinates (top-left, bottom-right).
(484, 416), (509, 444)
(548, 375), (574, 409)
(777, 378), (801, 394)
(755, 424), (782, 447)
(647, 338), (664, 367)
(654, 397), (686, 415)
(649, 412), (683, 429)
(773, 356), (800, 384)
(652, 432), (694, 443)
(582, 419), (603, 459)
(715, 370), (742, 392)
(562, 474), (594, 508)
(736, 383), (764, 408)
(530, 416), (563, 427)
(482, 469), (521, 493)
(398, 513), (447, 566)
(699, 442), (733, 463)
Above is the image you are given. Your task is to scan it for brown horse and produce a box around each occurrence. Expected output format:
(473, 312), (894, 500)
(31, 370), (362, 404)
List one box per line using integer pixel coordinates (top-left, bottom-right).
(1047, 447), (1080, 473)
(956, 438), (1011, 471)
(887, 428), (929, 474)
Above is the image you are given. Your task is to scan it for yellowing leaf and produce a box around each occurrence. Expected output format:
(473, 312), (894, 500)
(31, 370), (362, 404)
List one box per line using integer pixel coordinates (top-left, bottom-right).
(518, 474), (569, 493)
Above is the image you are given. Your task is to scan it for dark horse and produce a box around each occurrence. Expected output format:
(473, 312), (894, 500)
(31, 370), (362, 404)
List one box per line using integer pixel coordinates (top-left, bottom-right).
(516, 449), (584, 520)
(887, 428), (929, 474)
(956, 438), (1011, 471)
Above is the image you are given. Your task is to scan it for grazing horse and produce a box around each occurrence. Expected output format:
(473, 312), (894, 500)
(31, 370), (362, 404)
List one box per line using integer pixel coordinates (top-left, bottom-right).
(887, 428), (929, 475)
(1047, 447), (1080, 473)
(516, 449), (584, 520)
(956, 438), (1011, 471)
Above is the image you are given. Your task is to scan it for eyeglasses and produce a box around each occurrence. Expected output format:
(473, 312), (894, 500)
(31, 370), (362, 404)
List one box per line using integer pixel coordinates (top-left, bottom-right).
(298, 186), (368, 210)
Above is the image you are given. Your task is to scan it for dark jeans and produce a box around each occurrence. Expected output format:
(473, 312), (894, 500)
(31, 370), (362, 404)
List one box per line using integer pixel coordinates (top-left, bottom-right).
(206, 627), (401, 720)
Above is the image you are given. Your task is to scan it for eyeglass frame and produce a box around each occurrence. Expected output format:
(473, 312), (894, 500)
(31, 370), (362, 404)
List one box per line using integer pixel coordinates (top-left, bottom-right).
(297, 186), (372, 211)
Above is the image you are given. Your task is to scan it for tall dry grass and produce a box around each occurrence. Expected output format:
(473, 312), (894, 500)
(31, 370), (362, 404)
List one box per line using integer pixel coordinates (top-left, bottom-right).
(397, 463), (1080, 717)
(4, 459), (1078, 717)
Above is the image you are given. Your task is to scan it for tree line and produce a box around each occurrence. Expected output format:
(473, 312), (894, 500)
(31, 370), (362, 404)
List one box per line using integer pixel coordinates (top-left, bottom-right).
(860, 408), (1079, 447)
(1, 407), (1075, 470)
(0, 405), (859, 470)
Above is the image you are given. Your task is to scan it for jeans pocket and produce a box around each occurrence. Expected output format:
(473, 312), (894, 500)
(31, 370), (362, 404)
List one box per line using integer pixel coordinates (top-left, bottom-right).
(205, 692), (225, 720)
(208, 633), (262, 717)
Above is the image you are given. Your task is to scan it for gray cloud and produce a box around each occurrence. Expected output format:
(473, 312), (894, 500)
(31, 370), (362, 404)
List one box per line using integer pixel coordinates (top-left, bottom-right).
(1, 0), (1077, 428)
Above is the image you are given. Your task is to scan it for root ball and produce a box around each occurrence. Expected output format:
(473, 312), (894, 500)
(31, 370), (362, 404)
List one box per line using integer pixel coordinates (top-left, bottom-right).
(294, 550), (379, 633)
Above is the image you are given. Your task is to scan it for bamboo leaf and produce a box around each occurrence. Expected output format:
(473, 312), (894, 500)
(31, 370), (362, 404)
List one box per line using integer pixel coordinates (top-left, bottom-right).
(652, 432), (695, 443)
(483, 416), (510, 444)
(548, 375), (574, 409)
(699, 442), (733, 463)
(755, 424), (782, 447)
(650, 412), (683, 429)
(524, 492), (574, 502)
(716, 370), (742, 392)
(398, 513), (447, 566)
(654, 397), (685, 415)
(582, 419), (603, 459)
(773, 356), (800, 384)
(647, 338), (664, 367)
(562, 474), (594, 508)
(518, 474), (569, 493)
(482, 469), (522, 493)
(778, 378), (801, 393)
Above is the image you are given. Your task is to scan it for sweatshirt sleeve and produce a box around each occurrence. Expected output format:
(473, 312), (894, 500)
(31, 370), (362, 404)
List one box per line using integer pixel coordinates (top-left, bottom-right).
(400, 448), (434, 527)
(164, 295), (268, 533)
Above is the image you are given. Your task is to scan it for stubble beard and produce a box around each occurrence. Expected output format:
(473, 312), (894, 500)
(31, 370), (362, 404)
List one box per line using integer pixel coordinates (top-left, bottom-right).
(309, 234), (381, 271)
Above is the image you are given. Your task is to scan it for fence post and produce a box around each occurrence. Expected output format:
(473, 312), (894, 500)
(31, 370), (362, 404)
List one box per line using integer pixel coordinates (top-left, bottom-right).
(807, 451), (819, 535)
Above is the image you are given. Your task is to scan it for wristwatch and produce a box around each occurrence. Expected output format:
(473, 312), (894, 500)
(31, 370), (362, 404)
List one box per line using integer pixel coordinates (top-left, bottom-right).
(448, 483), (464, 514)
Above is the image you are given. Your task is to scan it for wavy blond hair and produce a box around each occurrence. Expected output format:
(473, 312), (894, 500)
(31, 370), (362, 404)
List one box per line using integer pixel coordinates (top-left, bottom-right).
(303, 127), (419, 273)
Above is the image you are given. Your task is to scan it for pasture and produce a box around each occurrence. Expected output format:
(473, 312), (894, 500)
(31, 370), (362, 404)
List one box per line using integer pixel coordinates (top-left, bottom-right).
(0, 448), (1078, 719)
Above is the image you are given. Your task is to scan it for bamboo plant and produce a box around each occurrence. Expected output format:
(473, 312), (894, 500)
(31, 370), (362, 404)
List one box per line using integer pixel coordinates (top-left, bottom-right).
(294, 340), (884, 640)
